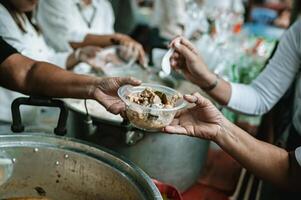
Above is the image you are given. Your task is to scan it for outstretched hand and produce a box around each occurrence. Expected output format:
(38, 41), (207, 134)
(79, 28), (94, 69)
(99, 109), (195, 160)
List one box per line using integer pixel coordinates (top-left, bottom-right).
(93, 77), (141, 114)
(164, 92), (228, 141)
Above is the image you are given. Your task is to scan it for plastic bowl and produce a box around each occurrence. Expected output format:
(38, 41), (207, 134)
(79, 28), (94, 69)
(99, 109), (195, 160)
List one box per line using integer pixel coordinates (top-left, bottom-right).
(118, 83), (186, 132)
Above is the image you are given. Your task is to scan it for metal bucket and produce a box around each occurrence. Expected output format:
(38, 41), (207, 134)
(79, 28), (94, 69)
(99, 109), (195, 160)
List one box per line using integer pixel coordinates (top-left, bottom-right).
(0, 134), (162, 200)
(65, 80), (210, 192)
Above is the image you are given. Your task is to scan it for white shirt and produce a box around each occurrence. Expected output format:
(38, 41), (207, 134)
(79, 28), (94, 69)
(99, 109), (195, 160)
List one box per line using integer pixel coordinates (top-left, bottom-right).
(37, 0), (115, 52)
(228, 20), (301, 134)
(203, 0), (245, 14)
(0, 4), (71, 122)
(0, 4), (70, 67)
(295, 147), (301, 166)
(152, 0), (187, 40)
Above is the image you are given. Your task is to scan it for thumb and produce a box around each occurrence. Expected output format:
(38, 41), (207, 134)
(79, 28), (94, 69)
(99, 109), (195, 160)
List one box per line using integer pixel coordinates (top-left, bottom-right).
(184, 93), (212, 107)
(116, 77), (142, 86)
(173, 42), (195, 60)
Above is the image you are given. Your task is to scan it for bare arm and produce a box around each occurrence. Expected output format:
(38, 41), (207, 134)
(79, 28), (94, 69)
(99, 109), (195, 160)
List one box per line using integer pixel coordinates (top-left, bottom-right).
(218, 119), (300, 190)
(165, 93), (301, 190)
(70, 34), (117, 49)
(171, 19), (301, 113)
(70, 34), (146, 66)
(0, 54), (96, 98)
(0, 54), (140, 114)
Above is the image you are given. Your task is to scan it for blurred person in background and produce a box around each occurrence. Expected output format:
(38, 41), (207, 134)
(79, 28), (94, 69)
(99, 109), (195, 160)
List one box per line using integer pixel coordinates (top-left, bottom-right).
(253, 0), (293, 28)
(151, 0), (245, 41)
(151, 0), (187, 40)
(37, 0), (146, 66)
(0, 37), (140, 131)
(0, 0), (102, 124)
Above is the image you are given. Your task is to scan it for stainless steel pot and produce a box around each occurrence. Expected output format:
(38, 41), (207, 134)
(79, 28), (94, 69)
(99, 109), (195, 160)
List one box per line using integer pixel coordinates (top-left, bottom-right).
(65, 79), (210, 192)
(0, 134), (162, 200)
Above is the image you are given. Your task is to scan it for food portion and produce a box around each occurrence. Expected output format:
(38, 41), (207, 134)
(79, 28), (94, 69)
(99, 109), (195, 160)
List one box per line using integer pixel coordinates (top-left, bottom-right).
(127, 88), (180, 109)
(125, 87), (182, 131)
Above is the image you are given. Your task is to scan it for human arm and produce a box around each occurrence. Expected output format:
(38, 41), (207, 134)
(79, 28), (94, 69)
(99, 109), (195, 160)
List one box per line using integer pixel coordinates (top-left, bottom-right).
(37, 0), (146, 66)
(164, 93), (301, 190)
(70, 33), (146, 67)
(0, 54), (141, 114)
(170, 20), (301, 115)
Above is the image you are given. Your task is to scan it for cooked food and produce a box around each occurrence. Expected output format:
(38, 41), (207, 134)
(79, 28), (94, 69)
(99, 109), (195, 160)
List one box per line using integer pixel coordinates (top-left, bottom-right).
(125, 88), (182, 131)
(127, 88), (180, 109)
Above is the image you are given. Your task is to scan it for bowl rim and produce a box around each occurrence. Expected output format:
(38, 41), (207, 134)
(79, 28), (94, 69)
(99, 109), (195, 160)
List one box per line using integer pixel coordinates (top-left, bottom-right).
(118, 83), (187, 112)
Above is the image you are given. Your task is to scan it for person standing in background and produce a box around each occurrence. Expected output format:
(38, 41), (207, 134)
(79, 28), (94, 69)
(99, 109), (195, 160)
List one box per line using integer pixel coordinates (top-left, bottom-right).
(0, 0), (100, 124)
(0, 37), (141, 132)
(37, 0), (146, 66)
(151, 0), (187, 40)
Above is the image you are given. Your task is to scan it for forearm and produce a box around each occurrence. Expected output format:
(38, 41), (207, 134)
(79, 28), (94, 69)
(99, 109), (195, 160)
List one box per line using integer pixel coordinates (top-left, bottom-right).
(216, 120), (299, 190)
(198, 71), (232, 105)
(70, 34), (116, 49)
(0, 54), (99, 99)
(26, 62), (99, 99)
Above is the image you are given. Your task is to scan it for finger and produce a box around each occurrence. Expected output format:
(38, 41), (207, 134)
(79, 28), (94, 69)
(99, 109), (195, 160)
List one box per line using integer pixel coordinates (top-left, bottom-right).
(121, 43), (132, 60)
(106, 102), (126, 115)
(173, 42), (195, 60)
(170, 59), (180, 69)
(192, 92), (212, 106)
(120, 111), (127, 119)
(137, 47), (146, 66)
(169, 36), (182, 48)
(179, 37), (199, 54)
(128, 43), (135, 57)
(172, 52), (180, 59)
(117, 77), (142, 86)
(184, 93), (212, 107)
(164, 125), (188, 134)
(184, 94), (198, 104)
(131, 42), (144, 61)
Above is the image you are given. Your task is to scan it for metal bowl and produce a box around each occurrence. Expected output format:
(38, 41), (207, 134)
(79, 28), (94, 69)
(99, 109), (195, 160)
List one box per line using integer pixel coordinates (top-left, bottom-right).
(64, 80), (210, 192)
(0, 134), (162, 200)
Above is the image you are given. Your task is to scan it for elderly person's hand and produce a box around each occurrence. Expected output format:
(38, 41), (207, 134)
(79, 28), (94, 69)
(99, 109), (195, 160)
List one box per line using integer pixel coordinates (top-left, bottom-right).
(170, 37), (217, 89)
(164, 92), (229, 141)
(93, 77), (141, 114)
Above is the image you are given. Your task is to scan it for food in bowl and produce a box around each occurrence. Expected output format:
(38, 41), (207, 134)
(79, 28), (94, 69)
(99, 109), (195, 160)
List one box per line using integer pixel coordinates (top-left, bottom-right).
(118, 83), (186, 132)
(127, 88), (180, 109)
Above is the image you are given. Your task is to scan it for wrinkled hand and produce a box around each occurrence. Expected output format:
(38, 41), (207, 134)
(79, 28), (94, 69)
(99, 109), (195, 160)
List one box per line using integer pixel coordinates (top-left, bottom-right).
(164, 93), (227, 141)
(93, 77), (141, 114)
(170, 37), (214, 88)
(114, 33), (146, 67)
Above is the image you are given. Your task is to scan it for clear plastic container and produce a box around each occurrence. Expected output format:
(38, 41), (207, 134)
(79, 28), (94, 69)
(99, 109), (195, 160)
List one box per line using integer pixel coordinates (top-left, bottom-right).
(118, 83), (187, 132)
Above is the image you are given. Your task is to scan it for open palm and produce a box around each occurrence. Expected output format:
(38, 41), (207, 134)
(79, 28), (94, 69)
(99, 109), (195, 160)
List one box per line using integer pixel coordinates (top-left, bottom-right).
(164, 93), (226, 141)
